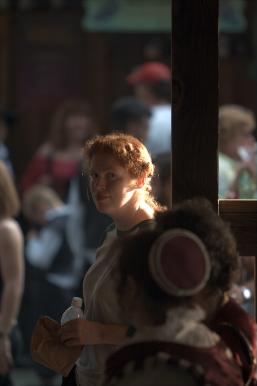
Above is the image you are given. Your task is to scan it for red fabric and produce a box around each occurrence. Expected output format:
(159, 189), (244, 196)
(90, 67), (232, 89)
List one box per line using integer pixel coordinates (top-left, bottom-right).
(20, 154), (79, 199)
(209, 297), (256, 384)
(160, 236), (207, 290)
(105, 340), (244, 386)
(127, 62), (171, 85)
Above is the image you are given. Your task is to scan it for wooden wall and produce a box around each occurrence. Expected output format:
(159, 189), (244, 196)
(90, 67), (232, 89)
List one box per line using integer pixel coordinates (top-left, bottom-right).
(0, 4), (256, 180)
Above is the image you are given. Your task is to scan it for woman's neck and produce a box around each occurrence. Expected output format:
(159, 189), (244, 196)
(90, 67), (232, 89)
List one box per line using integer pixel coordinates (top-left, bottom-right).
(113, 200), (154, 231)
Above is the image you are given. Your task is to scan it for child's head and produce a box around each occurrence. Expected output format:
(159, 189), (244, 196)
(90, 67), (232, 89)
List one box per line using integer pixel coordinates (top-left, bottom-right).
(156, 198), (239, 294)
(23, 185), (63, 225)
(116, 228), (211, 326)
(83, 133), (164, 215)
(155, 198), (240, 321)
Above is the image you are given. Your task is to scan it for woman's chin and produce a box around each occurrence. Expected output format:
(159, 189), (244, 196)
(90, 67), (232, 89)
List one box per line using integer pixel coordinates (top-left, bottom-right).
(95, 202), (112, 214)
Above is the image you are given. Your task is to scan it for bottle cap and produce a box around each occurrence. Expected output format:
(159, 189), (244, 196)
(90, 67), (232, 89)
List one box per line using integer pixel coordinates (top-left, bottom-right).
(71, 297), (83, 308)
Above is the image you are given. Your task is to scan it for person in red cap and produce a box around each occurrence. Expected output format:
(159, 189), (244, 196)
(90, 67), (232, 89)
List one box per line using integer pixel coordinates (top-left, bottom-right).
(127, 62), (171, 157)
(102, 226), (244, 386)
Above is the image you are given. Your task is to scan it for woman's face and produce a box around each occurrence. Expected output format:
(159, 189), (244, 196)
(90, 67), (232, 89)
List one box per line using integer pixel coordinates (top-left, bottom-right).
(89, 153), (139, 217)
(65, 114), (92, 143)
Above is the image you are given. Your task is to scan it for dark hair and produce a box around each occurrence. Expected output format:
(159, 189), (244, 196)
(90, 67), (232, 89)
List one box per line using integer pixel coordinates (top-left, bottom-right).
(148, 79), (171, 102)
(156, 198), (239, 292)
(117, 230), (193, 325)
(111, 98), (151, 132)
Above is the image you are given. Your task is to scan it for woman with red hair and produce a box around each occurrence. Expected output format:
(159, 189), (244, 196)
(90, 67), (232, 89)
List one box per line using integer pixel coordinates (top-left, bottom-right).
(59, 133), (164, 386)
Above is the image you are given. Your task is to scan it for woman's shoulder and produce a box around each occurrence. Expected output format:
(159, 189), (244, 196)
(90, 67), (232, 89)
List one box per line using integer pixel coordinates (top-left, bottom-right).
(0, 219), (22, 241)
(98, 223), (116, 245)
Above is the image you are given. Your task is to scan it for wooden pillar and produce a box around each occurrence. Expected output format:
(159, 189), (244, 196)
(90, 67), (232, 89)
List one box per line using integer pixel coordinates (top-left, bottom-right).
(172, 0), (219, 210)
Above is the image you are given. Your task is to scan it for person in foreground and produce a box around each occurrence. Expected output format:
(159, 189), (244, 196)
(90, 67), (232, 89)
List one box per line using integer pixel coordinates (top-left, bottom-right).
(156, 198), (256, 385)
(59, 133), (164, 386)
(103, 226), (244, 386)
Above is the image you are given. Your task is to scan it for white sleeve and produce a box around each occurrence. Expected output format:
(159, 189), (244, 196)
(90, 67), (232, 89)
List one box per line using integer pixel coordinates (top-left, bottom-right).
(26, 227), (62, 269)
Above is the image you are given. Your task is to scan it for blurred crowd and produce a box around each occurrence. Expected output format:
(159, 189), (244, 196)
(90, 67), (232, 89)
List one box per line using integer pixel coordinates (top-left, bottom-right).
(0, 61), (172, 385)
(0, 59), (256, 386)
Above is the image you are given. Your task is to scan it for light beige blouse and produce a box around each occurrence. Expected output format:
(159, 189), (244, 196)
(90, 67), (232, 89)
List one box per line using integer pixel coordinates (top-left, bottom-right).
(76, 221), (155, 386)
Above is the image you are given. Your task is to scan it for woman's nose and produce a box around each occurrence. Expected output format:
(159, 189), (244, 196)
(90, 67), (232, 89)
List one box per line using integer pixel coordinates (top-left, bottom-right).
(95, 177), (106, 191)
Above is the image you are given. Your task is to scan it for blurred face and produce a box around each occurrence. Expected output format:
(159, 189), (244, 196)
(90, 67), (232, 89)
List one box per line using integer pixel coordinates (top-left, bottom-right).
(27, 202), (51, 225)
(237, 130), (255, 148)
(228, 131), (255, 160)
(134, 84), (154, 106)
(127, 117), (150, 144)
(65, 114), (92, 143)
(89, 153), (139, 217)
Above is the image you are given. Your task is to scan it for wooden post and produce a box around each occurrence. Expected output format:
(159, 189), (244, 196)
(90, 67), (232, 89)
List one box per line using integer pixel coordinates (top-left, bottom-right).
(172, 0), (219, 210)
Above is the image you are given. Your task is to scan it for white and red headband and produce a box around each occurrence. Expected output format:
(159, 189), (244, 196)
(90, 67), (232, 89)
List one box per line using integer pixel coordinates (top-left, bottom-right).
(149, 229), (211, 297)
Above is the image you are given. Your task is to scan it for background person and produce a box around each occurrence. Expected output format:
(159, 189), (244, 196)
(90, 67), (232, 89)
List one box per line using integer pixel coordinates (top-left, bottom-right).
(0, 161), (24, 386)
(218, 104), (256, 198)
(126, 61), (171, 157)
(22, 185), (80, 386)
(20, 99), (96, 201)
(110, 97), (151, 144)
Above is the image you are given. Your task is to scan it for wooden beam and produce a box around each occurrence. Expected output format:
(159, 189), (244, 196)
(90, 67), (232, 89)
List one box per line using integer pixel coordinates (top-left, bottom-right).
(172, 0), (219, 210)
(219, 200), (257, 256)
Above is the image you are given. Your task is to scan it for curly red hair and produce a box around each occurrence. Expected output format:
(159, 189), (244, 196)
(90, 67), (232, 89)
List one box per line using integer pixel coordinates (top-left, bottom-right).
(84, 133), (165, 212)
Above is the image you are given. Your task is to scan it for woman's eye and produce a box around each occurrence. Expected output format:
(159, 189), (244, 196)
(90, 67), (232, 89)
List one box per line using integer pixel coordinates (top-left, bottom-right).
(107, 173), (116, 180)
(90, 172), (98, 180)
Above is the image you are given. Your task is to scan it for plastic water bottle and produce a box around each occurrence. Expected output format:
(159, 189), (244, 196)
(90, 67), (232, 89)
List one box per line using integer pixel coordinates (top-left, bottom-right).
(61, 297), (83, 325)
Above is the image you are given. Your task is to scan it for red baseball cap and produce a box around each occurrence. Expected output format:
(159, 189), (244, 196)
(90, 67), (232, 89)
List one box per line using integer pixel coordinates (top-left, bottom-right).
(127, 62), (171, 85)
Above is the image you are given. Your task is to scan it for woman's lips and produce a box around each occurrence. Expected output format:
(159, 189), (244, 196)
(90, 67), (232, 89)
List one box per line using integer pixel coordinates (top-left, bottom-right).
(96, 194), (110, 201)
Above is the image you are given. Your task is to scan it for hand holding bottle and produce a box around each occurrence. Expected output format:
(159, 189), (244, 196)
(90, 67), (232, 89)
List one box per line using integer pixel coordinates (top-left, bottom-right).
(59, 297), (130, 347)
(59, 296), (104, 347)
(61, 297), (84, 325)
